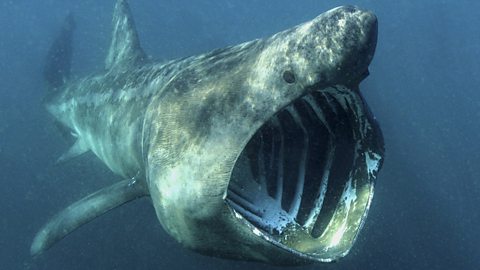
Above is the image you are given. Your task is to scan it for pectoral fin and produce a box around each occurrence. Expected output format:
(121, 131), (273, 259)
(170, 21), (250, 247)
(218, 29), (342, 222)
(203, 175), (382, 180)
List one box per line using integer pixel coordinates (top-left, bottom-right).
(31, 178), (148, 256)
(56, 139), (89, 163)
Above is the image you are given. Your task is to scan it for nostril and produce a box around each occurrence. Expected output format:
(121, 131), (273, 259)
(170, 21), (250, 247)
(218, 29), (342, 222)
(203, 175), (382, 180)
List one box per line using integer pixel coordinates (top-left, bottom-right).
(283, 70), (296, 84)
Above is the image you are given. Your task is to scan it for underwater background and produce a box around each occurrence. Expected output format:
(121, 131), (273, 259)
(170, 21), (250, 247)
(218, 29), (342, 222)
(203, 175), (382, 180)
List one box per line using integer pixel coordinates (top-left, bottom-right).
(1, 0), (479, 269)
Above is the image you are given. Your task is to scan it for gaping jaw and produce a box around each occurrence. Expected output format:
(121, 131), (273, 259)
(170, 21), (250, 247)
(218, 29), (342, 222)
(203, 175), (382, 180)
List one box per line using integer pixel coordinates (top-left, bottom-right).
(227, 85), (384, 262)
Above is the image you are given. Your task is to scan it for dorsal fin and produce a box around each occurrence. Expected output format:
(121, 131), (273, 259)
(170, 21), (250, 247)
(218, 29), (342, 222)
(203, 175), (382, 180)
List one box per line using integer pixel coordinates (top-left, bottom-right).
(44, 13), (75, 89)
(105, 0), (146, 70)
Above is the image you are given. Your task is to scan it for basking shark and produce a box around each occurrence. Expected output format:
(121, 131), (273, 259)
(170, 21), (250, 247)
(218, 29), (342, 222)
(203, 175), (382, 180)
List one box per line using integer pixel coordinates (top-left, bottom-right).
(32, 0), (384, 265)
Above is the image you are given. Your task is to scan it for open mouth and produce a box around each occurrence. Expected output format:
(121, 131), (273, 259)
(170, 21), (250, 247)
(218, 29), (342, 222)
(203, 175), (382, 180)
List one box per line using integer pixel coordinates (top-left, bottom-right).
(227, 86), (384, 261)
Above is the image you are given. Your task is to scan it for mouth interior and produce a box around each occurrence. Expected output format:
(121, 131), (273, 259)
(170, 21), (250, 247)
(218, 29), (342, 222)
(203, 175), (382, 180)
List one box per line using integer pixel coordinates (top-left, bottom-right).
(227, 88), (370, 260)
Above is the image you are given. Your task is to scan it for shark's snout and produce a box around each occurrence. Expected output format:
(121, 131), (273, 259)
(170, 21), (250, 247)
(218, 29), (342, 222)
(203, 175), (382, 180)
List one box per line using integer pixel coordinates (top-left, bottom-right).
(339, 7), (378, 85)
(300, 6), (379, 86)
(339, 7), (378, 84)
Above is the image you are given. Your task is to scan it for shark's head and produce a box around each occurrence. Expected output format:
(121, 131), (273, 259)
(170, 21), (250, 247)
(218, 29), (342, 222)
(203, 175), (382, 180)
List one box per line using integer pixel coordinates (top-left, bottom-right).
(263, 5), (377, 92)
(144, 6), (384, 265)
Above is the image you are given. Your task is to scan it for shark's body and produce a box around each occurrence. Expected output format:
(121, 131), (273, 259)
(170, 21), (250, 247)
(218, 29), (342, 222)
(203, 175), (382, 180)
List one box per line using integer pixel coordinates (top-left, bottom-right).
(32, 0), (384, 265)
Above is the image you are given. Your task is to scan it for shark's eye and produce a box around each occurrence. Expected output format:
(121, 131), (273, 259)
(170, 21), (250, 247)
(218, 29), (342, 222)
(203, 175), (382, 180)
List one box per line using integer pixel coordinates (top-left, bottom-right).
(283, 70), (296, 84)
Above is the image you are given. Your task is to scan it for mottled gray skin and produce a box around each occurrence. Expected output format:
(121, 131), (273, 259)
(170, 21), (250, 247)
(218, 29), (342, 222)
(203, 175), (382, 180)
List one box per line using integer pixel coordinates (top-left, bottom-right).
(38, 0), (380, 265)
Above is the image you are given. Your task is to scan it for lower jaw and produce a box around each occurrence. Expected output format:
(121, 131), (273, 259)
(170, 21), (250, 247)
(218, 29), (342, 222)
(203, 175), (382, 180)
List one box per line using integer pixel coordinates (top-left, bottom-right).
(226, 85), (383, 261)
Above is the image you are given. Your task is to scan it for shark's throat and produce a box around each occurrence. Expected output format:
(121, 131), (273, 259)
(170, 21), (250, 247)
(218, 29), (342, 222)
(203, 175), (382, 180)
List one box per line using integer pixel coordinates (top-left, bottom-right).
(227, 86), (381, 261)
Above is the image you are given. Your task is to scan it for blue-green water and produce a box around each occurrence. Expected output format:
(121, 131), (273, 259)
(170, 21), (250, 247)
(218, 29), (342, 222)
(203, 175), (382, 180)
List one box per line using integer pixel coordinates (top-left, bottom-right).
(1, 1), (479, 269)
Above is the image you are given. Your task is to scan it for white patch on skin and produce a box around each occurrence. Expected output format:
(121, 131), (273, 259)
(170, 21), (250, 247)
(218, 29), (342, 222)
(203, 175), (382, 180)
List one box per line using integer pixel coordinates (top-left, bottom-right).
(252, 227), (263, 237)
(366, 152), (382, 177)
(234, 211), (243, 220)
(162, 167), (181, 195)
(342, 179), (357, 211)
(337, 17), (347, 29)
